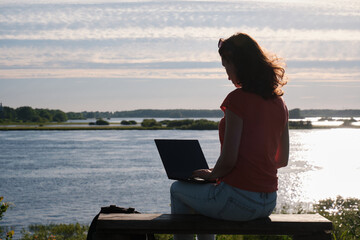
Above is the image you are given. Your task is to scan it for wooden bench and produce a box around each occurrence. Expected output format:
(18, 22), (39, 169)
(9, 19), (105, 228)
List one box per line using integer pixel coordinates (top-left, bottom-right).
(94, 213), (333, 240)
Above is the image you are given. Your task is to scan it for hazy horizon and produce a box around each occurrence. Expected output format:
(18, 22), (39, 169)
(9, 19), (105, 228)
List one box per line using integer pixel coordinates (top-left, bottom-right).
(1, 0), (360, 112)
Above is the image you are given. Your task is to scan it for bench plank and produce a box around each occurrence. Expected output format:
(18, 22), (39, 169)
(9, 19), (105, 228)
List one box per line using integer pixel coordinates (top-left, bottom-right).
(96, 213), (332, 238)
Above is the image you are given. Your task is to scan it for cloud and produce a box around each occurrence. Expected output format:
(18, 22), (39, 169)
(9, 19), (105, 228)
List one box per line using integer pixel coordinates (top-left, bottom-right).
(285, 85), (306, 88)
(1, 0), (359, 39)
(288, 68), (360, 83)
(0, 68), (225, 80)
(2, 26), (360, 41)
(2, 0), (360, 70)
(1, 0), (360, 110)
(300, 96), (316, 99)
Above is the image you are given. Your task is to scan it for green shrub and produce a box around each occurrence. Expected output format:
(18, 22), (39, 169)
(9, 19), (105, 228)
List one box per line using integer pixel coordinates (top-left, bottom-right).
(216, 235), (290, 240)
(2, 196), (359, 240)
(163, 119), (218, 130)
(289, 121), (312, 129)
(141, 119), (161, 127)
(95, 119), (109, 125)
(166, 119), (194, 128)
(20, 223), (89, 240)
(0, 197), (9, 221)
(154, 234), (290, 240)
(314, 196), (360, 240)
(121, 120), (137, 125)
(185, 119), (218, 130)
(0, 196), (14, 240)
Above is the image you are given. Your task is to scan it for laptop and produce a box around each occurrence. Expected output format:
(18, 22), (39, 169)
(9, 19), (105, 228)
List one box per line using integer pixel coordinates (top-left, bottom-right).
(154, 139), (215, 183)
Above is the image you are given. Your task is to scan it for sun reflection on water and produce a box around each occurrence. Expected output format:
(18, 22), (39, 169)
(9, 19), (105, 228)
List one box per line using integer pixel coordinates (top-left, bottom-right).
(277, 129), (360, 212)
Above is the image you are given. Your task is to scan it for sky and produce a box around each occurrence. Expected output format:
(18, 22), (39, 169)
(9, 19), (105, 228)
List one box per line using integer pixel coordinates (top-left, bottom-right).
(1, 0), (360, 112)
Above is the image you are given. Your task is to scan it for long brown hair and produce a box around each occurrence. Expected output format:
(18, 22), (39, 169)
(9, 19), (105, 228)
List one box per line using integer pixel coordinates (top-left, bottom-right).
(218, 33), (287, 99)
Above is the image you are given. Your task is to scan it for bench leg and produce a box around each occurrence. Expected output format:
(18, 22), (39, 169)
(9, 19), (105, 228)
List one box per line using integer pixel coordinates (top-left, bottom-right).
(293, 232), (332, 240)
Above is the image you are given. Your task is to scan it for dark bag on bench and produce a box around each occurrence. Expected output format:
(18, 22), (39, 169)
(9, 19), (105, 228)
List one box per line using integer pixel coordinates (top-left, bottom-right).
(87, 205), (155, 240)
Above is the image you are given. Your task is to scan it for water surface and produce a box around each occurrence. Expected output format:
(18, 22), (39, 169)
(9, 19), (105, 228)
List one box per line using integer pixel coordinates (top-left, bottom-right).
(1, 129), (360, 235)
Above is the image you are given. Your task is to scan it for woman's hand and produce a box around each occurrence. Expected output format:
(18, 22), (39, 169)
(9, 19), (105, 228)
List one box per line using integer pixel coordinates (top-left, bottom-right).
(192, 168), (214, 180)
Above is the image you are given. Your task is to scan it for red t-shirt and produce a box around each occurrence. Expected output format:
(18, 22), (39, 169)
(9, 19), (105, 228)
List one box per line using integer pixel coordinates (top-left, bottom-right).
(219, 88), (288, 193)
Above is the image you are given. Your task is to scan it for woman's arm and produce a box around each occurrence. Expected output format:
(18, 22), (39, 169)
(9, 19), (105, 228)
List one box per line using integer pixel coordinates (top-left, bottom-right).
(275, 121), (289, 168)
(193, 109), (243, 180)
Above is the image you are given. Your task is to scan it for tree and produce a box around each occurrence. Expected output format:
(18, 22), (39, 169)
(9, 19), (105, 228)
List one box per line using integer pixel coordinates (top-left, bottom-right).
(16, 106), (36, 122)
(37, 109), (52, 122)
(66, 112), (85, 120)
(0, 106), (69, 123)
(289, 108), (302, 119)
(52, 110), (68, 122)
(0, 107), (16, 122)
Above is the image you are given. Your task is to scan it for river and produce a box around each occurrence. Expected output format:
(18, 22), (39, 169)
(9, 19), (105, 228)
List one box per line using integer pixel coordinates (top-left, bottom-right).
(1, 129), (360, 236)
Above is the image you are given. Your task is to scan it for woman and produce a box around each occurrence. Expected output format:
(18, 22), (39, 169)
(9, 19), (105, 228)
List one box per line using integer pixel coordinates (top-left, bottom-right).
(170, 33), (289, 240)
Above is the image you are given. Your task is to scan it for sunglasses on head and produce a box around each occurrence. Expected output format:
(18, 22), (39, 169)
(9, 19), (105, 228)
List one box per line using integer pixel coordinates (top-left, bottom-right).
(218, 38), (225, 48)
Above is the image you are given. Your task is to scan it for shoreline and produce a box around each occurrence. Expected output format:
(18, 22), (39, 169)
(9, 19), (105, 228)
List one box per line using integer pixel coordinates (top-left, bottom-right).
(1, 125), (359, 131)
(1, 118), (359, 131)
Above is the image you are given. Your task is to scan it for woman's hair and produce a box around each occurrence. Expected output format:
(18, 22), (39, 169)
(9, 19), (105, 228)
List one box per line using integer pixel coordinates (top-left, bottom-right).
(218, 33), (287, 99)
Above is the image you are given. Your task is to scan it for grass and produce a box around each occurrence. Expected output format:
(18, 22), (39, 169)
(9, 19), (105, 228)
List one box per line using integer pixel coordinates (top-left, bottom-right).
(20, 223), (88, 240)
(2, 196), (359, 239)
(18, 225), (291, 240)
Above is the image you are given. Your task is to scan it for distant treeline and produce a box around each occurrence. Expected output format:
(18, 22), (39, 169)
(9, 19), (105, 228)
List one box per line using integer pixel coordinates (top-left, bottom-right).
(1, 105), (360, 123)
(67, 109), (360, 119)
(289, 108), (360, 118)
(72, 109), (224, 119)
(0, 106), (67, 123)
(77, 109), (360, 119)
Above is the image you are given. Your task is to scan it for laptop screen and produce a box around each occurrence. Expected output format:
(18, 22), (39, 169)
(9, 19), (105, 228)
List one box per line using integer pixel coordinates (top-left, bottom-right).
(154, 139), (209, 180)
